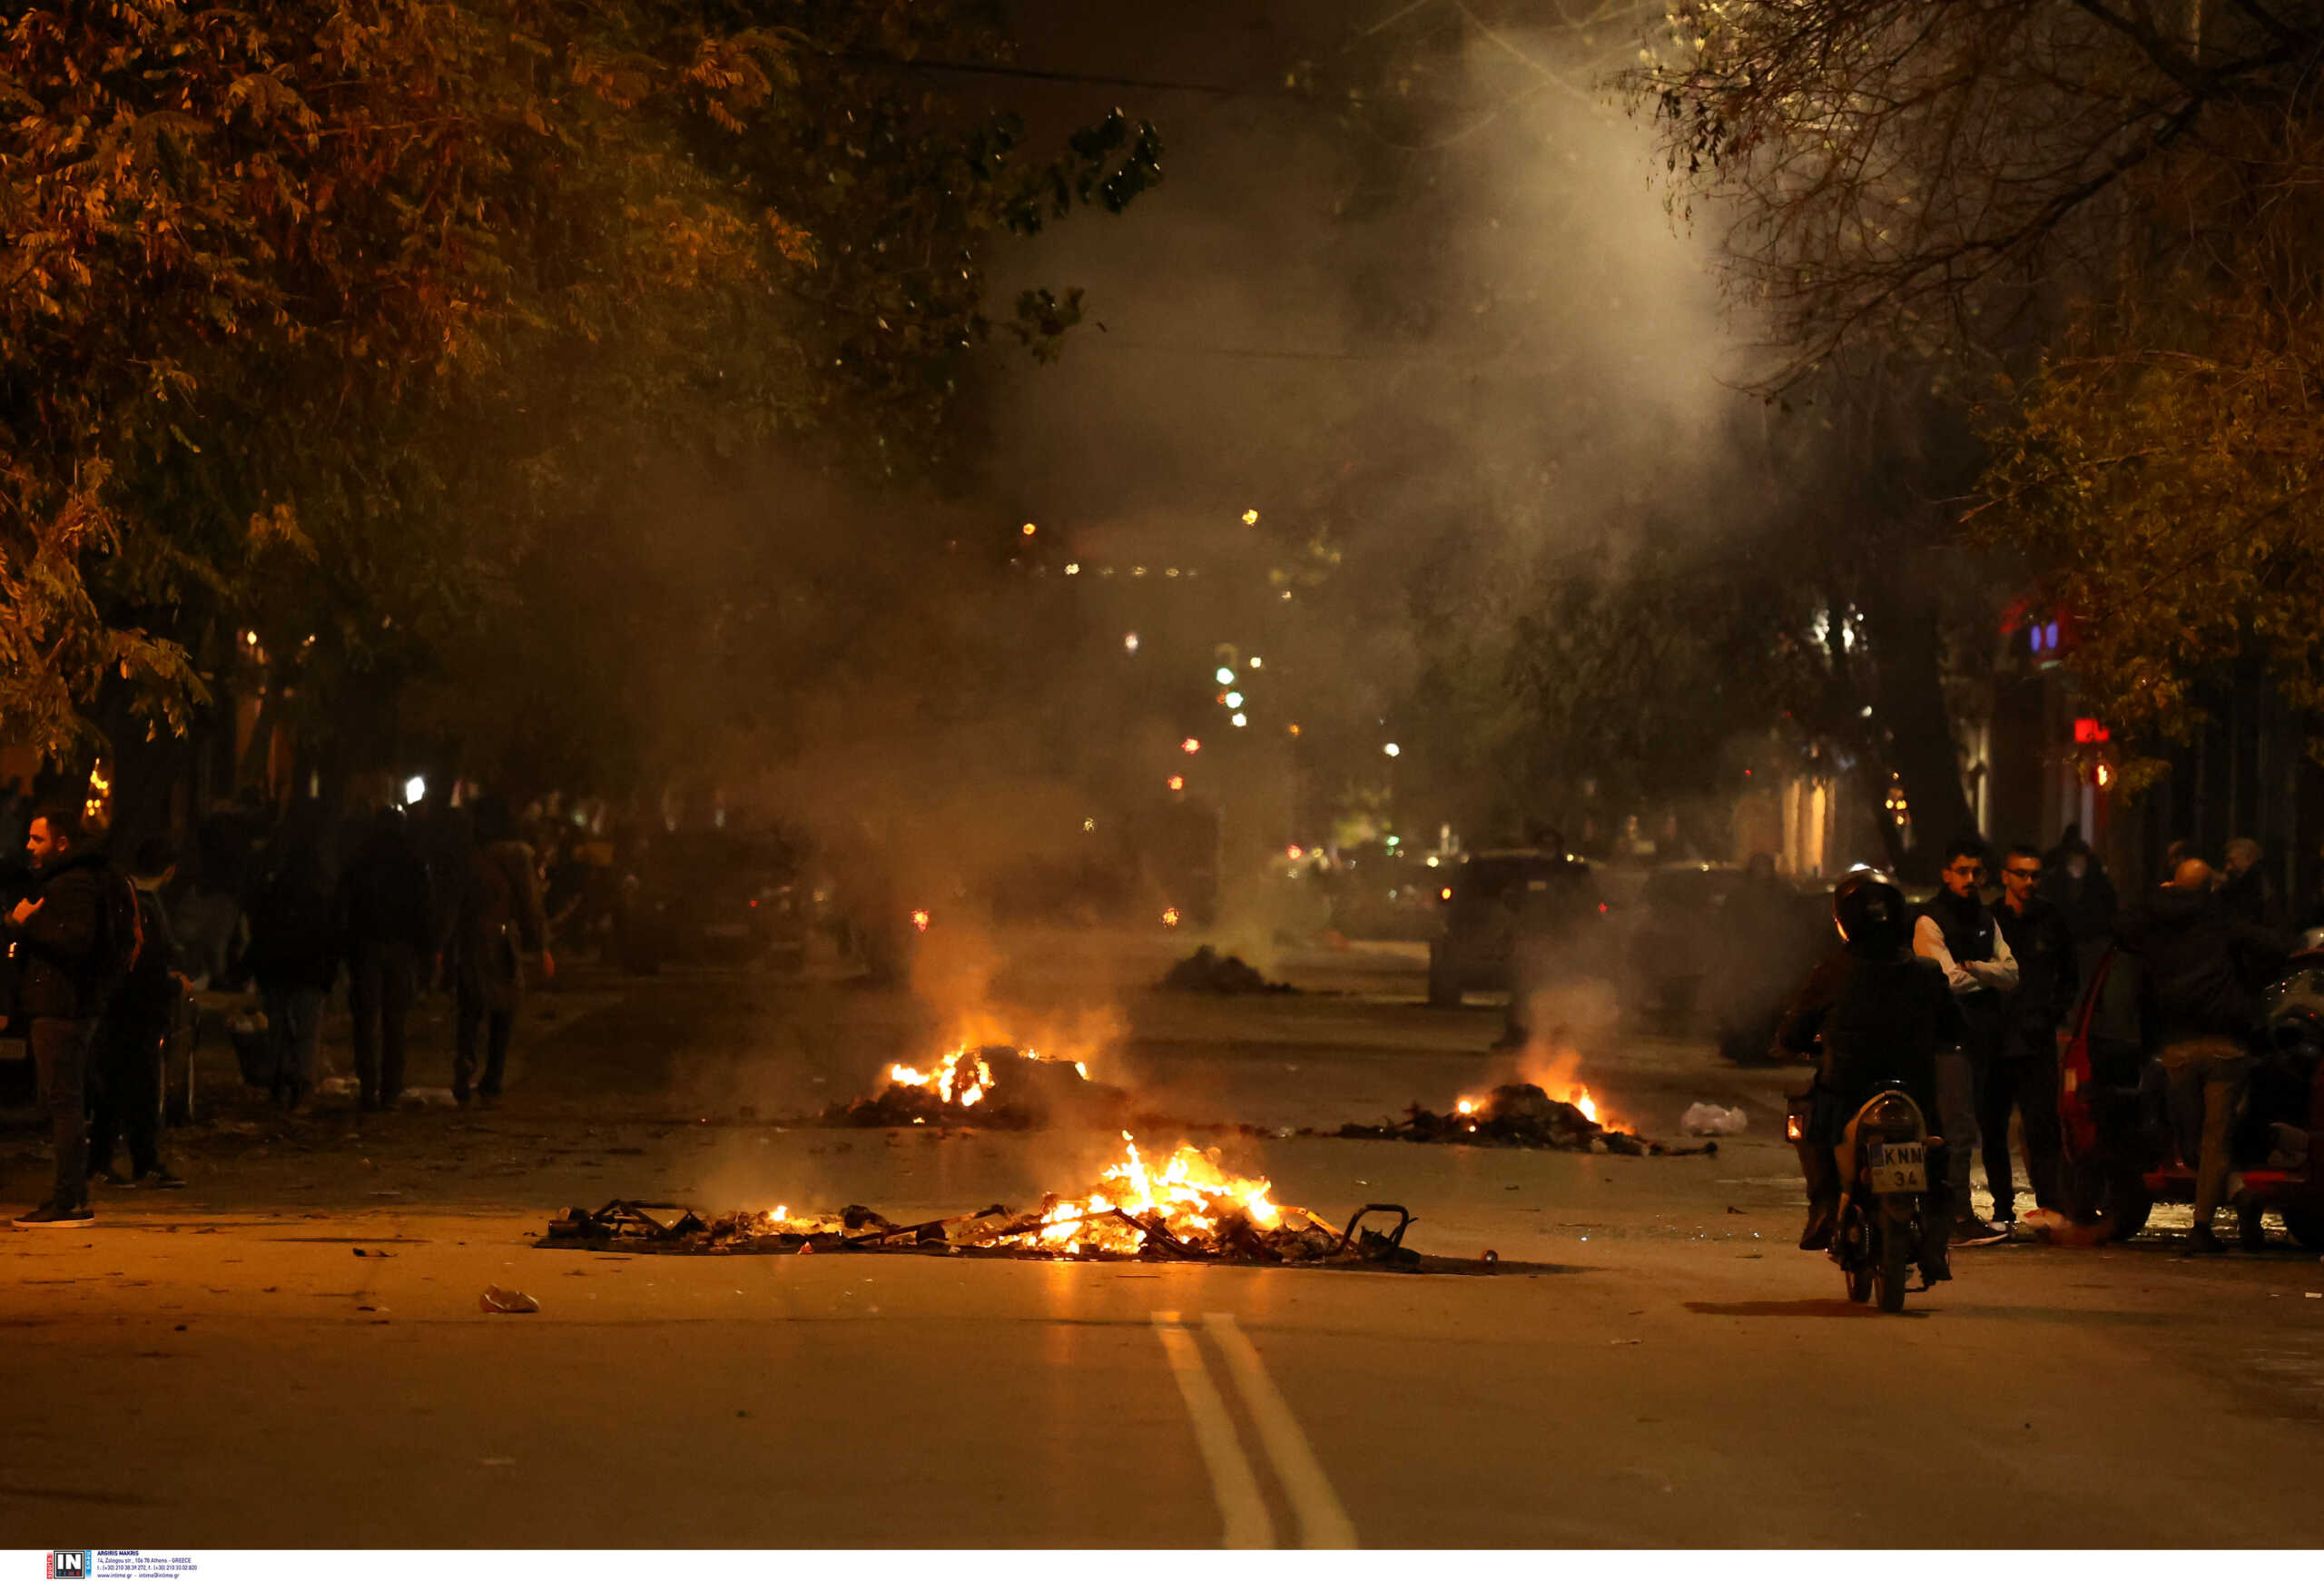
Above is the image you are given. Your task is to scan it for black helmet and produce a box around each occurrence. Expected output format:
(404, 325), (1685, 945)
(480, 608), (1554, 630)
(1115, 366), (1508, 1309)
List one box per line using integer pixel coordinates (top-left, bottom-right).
(1833, 868), (1910, 957)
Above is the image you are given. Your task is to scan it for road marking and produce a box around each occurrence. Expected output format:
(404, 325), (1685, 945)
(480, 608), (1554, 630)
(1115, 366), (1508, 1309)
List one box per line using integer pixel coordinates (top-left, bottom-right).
(1152, 1311), (1275, 1548)
(1204, 1312), (1359, 1548)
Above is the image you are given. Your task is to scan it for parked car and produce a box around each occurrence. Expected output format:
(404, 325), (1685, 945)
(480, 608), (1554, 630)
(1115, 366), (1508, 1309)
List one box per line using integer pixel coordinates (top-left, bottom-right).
(1426, 849), (1606, 1008)
(1630, 863), (1745, 1031)
(615, 830), (810, 974)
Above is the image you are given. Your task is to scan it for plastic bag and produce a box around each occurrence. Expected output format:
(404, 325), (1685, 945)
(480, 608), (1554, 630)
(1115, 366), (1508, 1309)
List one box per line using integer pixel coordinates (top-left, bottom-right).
(1680, 1102), (1749, 1136)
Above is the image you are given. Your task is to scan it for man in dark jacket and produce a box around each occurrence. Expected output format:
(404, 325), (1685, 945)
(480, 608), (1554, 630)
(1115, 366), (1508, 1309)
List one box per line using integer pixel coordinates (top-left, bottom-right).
(2118, 857), (2283, 1252)
(89, 836), (187, 1190)
(1914, 835), (2019, 1243)
(7, 805), (114, 1224)
(2220, 836), (2290, 994)
(446, 796), (552, 1108)
(1990, 844), (2075, 1220)
(337, 807), (434, 1112)
(2039, 825), (2121, 984)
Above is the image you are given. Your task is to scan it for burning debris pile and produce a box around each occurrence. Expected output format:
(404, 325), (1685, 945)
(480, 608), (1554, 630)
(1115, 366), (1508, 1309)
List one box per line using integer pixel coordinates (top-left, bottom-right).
(1335, 1082), (1716, 1158)
(822, 1044), (1130, 1129)
(1157, 946), (1295, 995)
(539, 1134), (1455, 1269)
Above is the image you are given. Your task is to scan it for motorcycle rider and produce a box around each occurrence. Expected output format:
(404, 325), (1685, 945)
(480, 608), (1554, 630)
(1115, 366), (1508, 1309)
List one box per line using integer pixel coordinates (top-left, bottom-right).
(1779, 870), (1965, 1284)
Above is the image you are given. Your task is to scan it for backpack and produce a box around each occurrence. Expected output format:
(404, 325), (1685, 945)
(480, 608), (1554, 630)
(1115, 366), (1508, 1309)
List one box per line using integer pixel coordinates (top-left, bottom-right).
(93, 869), (144, 997)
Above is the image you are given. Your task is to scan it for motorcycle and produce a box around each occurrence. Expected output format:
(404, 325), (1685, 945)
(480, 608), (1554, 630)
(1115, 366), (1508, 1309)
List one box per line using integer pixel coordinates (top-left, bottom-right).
(1831, 1082), (1936, 1312)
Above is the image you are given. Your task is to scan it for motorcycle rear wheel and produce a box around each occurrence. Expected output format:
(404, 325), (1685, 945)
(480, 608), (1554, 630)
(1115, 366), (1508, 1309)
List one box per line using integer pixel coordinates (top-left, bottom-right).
(1874, 1221), (1912, 1313)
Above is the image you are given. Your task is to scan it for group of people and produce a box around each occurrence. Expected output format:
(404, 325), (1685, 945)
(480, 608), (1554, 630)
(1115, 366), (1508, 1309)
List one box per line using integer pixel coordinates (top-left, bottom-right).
(0, 793), (553, 1227)
(1784, 822), (2307, 1272)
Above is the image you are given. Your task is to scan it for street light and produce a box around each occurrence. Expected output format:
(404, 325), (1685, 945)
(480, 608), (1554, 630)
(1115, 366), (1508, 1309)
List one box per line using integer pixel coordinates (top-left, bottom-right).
(1231, 713), (1248, 727)
(1124, 632), (1139, 654)
(1224, 691), (1243, 708)
(1384, 743), (1402, 757)
(1215, 667), (1235, 685)
(403, 775), (428, 805)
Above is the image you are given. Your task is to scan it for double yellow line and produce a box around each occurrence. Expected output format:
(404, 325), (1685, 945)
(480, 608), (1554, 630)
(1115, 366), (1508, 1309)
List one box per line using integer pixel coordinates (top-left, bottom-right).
(1151, 1310), (1358, 1549)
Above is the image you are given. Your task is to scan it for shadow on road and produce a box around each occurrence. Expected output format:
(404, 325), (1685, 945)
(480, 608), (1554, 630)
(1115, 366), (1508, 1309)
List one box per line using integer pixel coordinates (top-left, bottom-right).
(1683, 1298), (1925, 1319)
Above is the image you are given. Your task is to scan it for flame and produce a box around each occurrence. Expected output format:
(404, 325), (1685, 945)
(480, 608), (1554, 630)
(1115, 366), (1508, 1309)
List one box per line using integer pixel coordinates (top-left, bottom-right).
(999, 1133), (1316, 1257)
(1572, 1089), (1600, 1125)
(1455, 1098), (1476, 1116)
(1162, 906), (1181, 927)
(884, 1039), (1096, 1115)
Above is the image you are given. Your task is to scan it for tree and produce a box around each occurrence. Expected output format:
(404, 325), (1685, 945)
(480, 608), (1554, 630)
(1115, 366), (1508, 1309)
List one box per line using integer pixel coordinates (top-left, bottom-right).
(0, 1), (1159, 805)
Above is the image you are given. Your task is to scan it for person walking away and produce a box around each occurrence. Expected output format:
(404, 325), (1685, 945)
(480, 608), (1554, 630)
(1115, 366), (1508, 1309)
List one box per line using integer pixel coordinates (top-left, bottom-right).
(2039, 824), (2121, 987)
(7, 806), (121, 1224)
(1778, 869), (1966, 1284)
(447, 798), (552, 1108)
(2119, 857), (2285, 1253)
(237, 843), (337, 1111)
(1989, 844), (2075, 1221)
(337, 808), (434, 1112)
(1914, 836), (2020, 1244)
(2220, 836), (2290, 995)
(90, 837), (187, 1189)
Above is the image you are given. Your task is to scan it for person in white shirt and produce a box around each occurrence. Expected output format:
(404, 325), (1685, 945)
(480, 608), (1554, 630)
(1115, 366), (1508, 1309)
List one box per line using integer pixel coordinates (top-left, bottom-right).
(1914, 836), (2019, 1244)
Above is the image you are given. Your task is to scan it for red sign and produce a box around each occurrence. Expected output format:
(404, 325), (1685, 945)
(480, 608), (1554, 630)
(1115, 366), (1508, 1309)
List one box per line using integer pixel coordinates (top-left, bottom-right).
(2073, 717), (2111, 744)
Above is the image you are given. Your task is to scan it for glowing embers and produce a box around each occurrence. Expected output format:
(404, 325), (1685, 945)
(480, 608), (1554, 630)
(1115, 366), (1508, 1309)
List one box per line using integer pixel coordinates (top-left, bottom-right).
(1337, 1082), (1710, 1156)
(977, 1133), (1340, 1260)
(822, 1043), (1128, 1130)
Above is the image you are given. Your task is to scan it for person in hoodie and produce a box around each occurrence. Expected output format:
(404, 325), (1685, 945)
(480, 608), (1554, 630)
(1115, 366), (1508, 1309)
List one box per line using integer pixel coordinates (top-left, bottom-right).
(6, 805), (114, 1224)
(1914, 835), (2020, 1244)
(2119, 857), (2290, 1252)
(335, 806), (434, 1112)
(237, 841), (339, 1111)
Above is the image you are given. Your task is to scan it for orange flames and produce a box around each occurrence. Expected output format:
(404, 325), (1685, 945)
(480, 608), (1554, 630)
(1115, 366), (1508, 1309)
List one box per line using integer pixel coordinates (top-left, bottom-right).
(995, 1133), (1328, 1257)
(887, 1042), (1092, 1112)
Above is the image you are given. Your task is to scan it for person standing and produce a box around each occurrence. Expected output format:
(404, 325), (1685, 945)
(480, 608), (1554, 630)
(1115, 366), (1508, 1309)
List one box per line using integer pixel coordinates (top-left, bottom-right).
(237, 843), (338, 1111)
(7, 805), (116, 1224)
(90, 837), (187, 1190)
(1988, 843), (2075, 1222)
(2220, 836), (2290, 994)
(2039, 824), (2121, 984)
(336, 807), (434, 1112)
(2119, 858), (2276, 1253)
(1914, 835), (2020, 1244)
(446, 797), (552, 1108)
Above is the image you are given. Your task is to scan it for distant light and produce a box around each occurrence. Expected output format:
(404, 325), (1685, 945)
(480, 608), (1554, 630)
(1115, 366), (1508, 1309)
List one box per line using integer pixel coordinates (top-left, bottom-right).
(1082, 817), (1096, 832)
(1231, 713), (1247, 727)
(1248, 657), (1262, 669)
(1425, 855), (1440, 867)
(403, 775), (427, 805)
(1280, 590), (1292, 600)
(1242, 509), (1259, 525)
(1286, 723), (1301, 736)
(1021, 522), (1038, 537)
(1167, 776), (1185, 792)
(1124, 632), (1139, 654)
(1162, 907), (1181, 927)
(1287, 845), (1304, 859)
(1216, 667), (1236, 685)
(1224, 691), (1244, 708)
(1131, 566), (1147, 578)
(1065, 562), (1080, 576)
(1181, 737), (1201, 755)
(2095, 764), (2113, 788)
(1384, 742), (1401, 757)
(911, 909), (931, 933)
(1859, 705), (1873, 717)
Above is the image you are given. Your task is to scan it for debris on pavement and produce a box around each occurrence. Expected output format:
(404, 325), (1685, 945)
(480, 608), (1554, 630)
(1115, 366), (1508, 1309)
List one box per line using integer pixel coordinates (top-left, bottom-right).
(479, 1286), (541, 1314)
(1681, 1102), (1749, 1136)
(1329, 1082), (1718, 1157)
(822, 1044), (1129, 1129)
(536, 1137), (1528, 1273)
(1156, 946), (1296, 995)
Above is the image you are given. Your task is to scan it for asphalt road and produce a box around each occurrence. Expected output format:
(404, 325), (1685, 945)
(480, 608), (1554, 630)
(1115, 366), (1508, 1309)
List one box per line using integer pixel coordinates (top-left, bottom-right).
(2, 930), (2321, 1548)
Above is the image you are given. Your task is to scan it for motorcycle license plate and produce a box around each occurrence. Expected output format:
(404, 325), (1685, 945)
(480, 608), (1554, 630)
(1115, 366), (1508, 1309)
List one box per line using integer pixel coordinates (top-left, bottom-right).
(1866, 1141), (1926, 1193)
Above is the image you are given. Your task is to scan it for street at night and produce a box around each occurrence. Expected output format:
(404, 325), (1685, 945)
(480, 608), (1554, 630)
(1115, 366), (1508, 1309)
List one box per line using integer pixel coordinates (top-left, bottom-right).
(3, 941), (2319, 1549)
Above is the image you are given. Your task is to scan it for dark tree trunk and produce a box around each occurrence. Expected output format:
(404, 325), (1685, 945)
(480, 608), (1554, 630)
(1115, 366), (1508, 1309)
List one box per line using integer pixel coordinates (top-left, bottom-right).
(1865, 586), (1975, 884)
